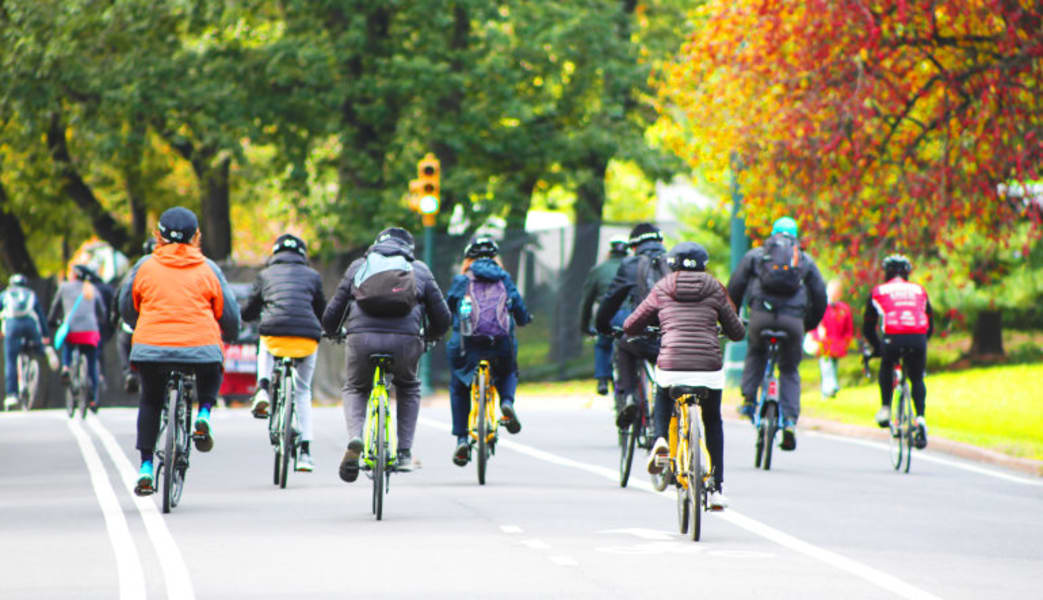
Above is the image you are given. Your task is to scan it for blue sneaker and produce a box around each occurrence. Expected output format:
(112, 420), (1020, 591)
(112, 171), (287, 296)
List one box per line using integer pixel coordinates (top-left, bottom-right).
(134, 461), (155, 496)
(781, 419), (797, 451)
(193, 407), (214, 452)
(738, 401), (755, 423)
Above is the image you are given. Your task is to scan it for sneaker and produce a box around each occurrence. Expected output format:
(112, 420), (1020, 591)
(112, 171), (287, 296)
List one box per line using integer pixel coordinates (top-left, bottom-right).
(134, 461), (155, 496)
(646, 437), (669, 475)
(250, 388), (270, 419)
(596, 378), (609, 396)
(123, 374), (140, 394)
(3, 395), (17, 409)
(193, 407), (214, 452)
(452, 437), (470, 467)
(708, 491), (728, 510)
(500, 401), (522, 434)
(339, 438), (363, 482)
(88, 401), (99, 414)
(874, 405), (891, 428)
(914, 417), (928, 449)
(59, 366), (71, 385)
(616, 401), (638, 428)
(780, 426), (797, 451)
(44, 346), (59, 371)
(295, 450), (314, 472)
(396, 449), (413, 472)
(738, 400), (755, 423)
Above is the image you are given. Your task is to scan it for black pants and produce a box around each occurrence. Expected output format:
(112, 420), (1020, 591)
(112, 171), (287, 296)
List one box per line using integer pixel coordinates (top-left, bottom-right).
(879, 334), (927, 417)
(740, 309), (805, 422)
(135, 362), (222, 461)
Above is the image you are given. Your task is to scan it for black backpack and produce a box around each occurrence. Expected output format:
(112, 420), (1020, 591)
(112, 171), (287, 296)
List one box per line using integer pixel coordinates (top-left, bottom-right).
(630, 253), (670, 309)
(352, 252), (418, 317)
(755, 234), (803, 295)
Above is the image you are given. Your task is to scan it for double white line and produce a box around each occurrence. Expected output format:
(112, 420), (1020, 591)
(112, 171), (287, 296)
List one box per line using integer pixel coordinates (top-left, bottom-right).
(68, 415), (195, 599)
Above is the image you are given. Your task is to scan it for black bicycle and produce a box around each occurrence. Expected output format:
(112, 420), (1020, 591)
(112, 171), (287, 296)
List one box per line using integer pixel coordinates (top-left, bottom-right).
(864, 349), (915, 473)
(752, 330), (788, 471)
(613, 328), (658, 489)
(268, 356), (303, 489)
(64, 345), (90, 419)
(155, 368), (198, 513)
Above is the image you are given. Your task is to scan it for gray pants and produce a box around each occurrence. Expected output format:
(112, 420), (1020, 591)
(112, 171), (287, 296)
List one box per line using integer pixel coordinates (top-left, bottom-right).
(740, 309), (804, 423)
(341, 332), (424, 451)
(257, 346), (316, 442)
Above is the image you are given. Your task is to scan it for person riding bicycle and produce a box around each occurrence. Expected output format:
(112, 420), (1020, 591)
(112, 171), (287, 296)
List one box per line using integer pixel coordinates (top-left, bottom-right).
(113, 238), (157, 394)
(728, 216), (827, 451)
(863, 254), (933, 449)
(445, 236), (532, 467)
(594, 223), (670, 429)
(1, 274), (57, 408)
(118, 207), (241, 496)
(48, 264), (108, 413)
(623, 242), (745, 509)
(580, 237), (629, 396)
(241, 233), (327, 472)
(322, 227), (451, 481)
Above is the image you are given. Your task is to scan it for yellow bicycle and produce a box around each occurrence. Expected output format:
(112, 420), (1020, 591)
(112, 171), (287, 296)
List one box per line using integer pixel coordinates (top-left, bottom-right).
(467, 360), (499, 485)
(665, 385), (716, 542)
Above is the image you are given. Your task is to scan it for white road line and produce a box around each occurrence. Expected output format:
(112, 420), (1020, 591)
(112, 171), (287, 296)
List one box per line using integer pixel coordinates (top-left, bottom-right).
(66, 418), (147, 600)
(500, 525), (523, 534)
(521, 539), (551, 550)
(549, 555), (578, 567)
(86, 415), (197, 600)
(804, 430), (1043, 487)
(419, 416), (943, 600)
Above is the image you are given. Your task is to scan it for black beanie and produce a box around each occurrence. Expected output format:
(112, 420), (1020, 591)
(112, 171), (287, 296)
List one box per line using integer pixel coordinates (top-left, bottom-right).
(628, 223), (662, 246)
(376, 227), (415, 248)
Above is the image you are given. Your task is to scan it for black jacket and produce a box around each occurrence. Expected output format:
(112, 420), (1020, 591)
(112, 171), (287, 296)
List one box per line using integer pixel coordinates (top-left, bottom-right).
(727, 240), (828, 331)
(241, 252), (326, 340)
(594, 240), (667, 335)
(321, 237), (451, 340)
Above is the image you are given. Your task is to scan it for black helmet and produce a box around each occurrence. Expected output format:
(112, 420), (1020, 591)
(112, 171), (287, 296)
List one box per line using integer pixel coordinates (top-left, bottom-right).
(628, 223), (662, 247)
(72, 264), (92, 280)
(882, 254), (912, 279)
(666, 242), (709, 272)
(142, 237), (157, 255)
(9, 274), (27, 287)
(464, 236), (499, 259)
(609, 237), (628, 256)
(272, 233), (307, 257)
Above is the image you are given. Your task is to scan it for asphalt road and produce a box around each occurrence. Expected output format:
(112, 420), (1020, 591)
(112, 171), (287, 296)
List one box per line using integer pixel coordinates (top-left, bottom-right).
(2, 399), (1040, 599)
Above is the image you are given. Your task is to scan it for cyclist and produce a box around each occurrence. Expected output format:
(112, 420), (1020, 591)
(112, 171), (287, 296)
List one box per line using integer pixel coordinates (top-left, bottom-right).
(863, 254), (933, 449)
(322, 227), (450, 481)
(623, 242), (745, 508)
(1, 274), (57, 408)
(241, 233), (326, 472)
(579, 237), (629, 396)
(118, 207), (240, 496)
(48, 264), (108, 413)
(728, 217), (827, 451)
(113, 238), (157, 394)
(595, 223), (669, 428)
(445, 236), (532, 466)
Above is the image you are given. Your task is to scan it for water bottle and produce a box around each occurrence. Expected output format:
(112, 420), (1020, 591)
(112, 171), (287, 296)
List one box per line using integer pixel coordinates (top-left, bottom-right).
(459, 296), (474, 336)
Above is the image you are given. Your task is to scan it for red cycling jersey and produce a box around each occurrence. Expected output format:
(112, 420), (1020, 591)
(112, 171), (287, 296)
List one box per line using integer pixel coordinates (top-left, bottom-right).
(870, 277), (929, 335)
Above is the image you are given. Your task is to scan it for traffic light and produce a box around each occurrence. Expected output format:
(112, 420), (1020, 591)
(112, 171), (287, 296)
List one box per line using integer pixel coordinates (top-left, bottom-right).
(407, 179), (424, 212)
(416, 153), (440, 226)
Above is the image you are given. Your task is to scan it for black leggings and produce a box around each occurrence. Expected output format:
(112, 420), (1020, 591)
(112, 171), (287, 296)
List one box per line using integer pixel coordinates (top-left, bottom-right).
(135, 362), (223, 461)
(879, 334), (927, 417)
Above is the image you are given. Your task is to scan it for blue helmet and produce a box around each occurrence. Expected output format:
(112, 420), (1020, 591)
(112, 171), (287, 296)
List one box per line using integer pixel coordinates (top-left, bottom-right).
(771, 216), (798, 238)
(8, 274), (27, 287)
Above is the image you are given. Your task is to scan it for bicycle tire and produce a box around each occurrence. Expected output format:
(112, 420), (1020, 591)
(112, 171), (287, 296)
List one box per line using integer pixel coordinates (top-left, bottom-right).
(25, 357), (38, 411)
(77, 353), (89, 419)
(171, 387), (189, 508)
(762, 402), (777, 471)
(270, 380), (281, 485)
(162, 383), (178, 514)
(902, 384), (913, 474)
(676, 409), (690, 534)
(477, 373), (489, 485)
(890, 392), (905, 471)
(689, 404), (702, 542)
(374, 397), (386, 521)
(279, 375), (294, 489)
(754, 409), (765, 470)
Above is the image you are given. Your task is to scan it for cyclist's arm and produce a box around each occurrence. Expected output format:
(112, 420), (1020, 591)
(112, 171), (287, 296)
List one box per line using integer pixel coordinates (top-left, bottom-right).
(417, 262), (451, 338)
(925, 297), (934, 340)
(502, 273), (532, 327)
(93, 295), (107, 331)
(311, 271), (327, 323)
(622, 287), (659, 336)
(726, 250), (755, 309)
(578, 270), (598, 333)
(240, 273), (265, 322)
(46, 288), (64, 330)
(321, 259), (360, 335)
(33, 296), (51, 338)
(594, 282), (630, 335)
(205, 259), (241, 342)
(717, 281), (746, 341)
(803, 257), (828, 330)
(862, 295), (882, 354)
(118, 255), (150, 329)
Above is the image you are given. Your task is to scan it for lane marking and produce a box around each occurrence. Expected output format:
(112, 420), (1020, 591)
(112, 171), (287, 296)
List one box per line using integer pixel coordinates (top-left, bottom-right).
(67, 418), (147, 600)
(804, 430), (1043, 487)
(599, 527), (674, 541)
(420, 416), (943, 600)
(521, 539), (551, 550)
(500, 525), (523, 534)
(86, 415), (197, 600)
(549, 555), (578, 567)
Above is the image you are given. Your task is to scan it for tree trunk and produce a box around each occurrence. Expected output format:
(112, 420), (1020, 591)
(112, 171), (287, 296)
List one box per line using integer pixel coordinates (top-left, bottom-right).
(969, 309), (1004, 358)
(198, 156), (232, 261)
(0, 180), (39, 277)
(501, 176), (537, 280)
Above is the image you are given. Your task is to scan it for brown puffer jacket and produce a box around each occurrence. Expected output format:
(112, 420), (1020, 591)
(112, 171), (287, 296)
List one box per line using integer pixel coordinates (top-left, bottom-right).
(623, 271), (745, 371)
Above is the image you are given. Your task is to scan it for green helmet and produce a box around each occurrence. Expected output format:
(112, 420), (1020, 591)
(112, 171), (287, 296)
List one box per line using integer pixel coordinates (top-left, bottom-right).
(771, 216), (798, 238)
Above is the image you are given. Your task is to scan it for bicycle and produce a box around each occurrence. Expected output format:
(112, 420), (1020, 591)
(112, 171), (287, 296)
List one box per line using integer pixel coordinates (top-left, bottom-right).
(267, 355), (303, 489)
(63, 346), (90, 419)
(660, 384), (716, 542)
(155, 368), (198, 513)
(467, 360), (500, 485)
(14, 340), (40, 411)
(864, 349), (915, 473)
(612, 327), (658, 489)
(752, 329), (788, 471)
(362, 353), (398, 521)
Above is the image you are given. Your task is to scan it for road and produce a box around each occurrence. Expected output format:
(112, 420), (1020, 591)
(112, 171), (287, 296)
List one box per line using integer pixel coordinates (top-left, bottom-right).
(2, 400), (1040, 599)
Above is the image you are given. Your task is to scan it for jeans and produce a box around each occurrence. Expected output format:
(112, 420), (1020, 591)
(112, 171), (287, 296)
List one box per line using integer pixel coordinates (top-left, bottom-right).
(62, 343), (99, 404)
(593, 334), (614, 380)
(819, 356), (839, 397)
(450, 367), (518, 438)
(3, 317), (43, 396)
(135, 361), (223, 462)
(340, 332), (424, 451)
(257, 345), (317, 442)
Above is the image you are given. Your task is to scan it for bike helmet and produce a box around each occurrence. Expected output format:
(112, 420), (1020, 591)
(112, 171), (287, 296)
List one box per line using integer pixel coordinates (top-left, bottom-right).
(666, 242), (709, 272)
(71, 264), (92, 280)
(464, 236), (499, 259)
(8, 274), (27, 287)
(609, 236), (629, 256)
(882, 253), (912, 279)
(628, 223), (663, 247)
(272, 233), (307, 257)
(771, 216), (799, 238)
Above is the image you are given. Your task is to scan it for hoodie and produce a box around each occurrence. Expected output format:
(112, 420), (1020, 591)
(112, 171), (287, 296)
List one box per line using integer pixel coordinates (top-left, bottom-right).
(119, 242), (241, 364)
(623, 270), (745, 372)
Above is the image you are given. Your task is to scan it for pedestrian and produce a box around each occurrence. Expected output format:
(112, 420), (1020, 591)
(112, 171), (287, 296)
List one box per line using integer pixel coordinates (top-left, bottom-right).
(579, 236), (628, 396)
(809, 278), (854, 398)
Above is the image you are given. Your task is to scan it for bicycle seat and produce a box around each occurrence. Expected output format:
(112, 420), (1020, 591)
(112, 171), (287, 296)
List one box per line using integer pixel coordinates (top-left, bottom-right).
(368, 353), (394, 368)
(760, 329), (789, 342)
(669, 385), (710, 401)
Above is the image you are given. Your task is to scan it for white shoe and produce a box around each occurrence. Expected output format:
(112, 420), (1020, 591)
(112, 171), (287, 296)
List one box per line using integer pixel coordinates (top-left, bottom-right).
(708, 491), (728, 510)
(251, 389), (270, 419)
(4, 395), (17, 409)
(875, 405), (891, 428)
(295, 451), (314, 472)
(44, 347), (59, 371)
(646, 437), (669, 475)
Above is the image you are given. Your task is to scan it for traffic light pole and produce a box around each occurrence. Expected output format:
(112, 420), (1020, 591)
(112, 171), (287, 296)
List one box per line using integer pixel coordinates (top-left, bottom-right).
(419, 221), (435, 397)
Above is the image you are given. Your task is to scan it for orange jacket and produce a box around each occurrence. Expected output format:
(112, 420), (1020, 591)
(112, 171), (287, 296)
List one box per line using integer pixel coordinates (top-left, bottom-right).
(118, 243), (240, 364)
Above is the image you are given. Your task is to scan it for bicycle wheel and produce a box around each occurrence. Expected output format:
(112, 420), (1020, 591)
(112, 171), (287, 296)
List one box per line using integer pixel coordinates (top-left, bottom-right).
(269, 385), (282, 485)
(902, 384), (913, 474)
(279, 378), (295, 489)
(619, 418), (637, 488)
(688, 404), (703, 542)
(162, 384), (178, 514)
(24, 357), (38, 411)
(889, 394), (904, 471)
(77, 354), (89, 419)
(373, 397), (386, 521)
(477, 373), (488, 485)
(761, 402), (777, 471)
(675, 412), (690, 534)
(170, 392), (189, 508)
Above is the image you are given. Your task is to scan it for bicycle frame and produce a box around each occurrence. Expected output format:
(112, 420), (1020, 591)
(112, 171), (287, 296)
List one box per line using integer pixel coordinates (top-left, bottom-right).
(157, 369), (195, 513)
(362, 361), (397, 472)
(752, 342), (785, 431)
(467, 360), (499, 446)
(669, 396), (712, 492)
(268, 357), (301, 488)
